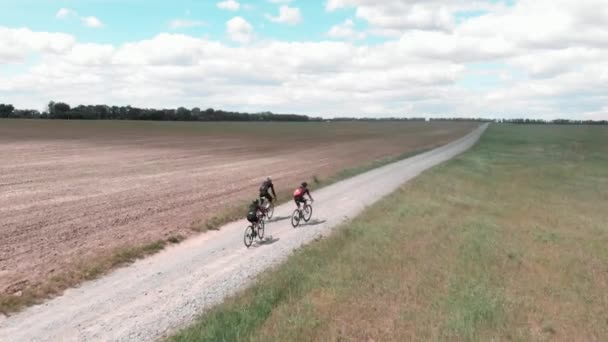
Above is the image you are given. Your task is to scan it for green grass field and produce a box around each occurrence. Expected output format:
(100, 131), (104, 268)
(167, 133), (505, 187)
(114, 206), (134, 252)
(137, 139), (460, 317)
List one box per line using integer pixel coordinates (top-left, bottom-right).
(169, 124), (608, 341)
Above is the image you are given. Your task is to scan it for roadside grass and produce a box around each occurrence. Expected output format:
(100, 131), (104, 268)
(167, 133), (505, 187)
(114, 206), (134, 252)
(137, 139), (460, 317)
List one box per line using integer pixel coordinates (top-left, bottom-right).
(0, 240), (168, 315)
(168, 124), (608, 341)
(0, 143), (439, 315)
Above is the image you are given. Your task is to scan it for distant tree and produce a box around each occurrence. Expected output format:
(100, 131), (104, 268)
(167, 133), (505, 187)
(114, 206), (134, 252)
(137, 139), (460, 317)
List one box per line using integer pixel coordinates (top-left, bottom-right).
(13, 109), (40, 118)
(0, 104), (15, 118)
(176, 107), (192, 121)
(94, 105), (109, 119)
(191, 107), (201, 120)
(126, 106), (142, 120)
(50, 102), (71, 119)
(202, 108), (215, 121)
(47, 101), (55, 117)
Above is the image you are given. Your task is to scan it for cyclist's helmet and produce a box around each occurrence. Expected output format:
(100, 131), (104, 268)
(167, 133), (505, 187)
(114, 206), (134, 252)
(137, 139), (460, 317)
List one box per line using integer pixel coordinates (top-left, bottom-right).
(301, 182), (308, 187)
(267, 176), (272, 182)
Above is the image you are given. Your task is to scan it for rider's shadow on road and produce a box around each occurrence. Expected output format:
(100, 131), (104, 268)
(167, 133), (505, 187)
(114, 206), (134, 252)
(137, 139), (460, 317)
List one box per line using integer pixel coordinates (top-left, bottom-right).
(254, 236), (280, 247)
(300, 219), (327, 227)
(267, 216), (290, 223)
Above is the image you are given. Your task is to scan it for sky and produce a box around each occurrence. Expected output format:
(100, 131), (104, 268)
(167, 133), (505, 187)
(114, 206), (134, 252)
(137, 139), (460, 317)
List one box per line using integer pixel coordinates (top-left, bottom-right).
(1, 0), (607, 119)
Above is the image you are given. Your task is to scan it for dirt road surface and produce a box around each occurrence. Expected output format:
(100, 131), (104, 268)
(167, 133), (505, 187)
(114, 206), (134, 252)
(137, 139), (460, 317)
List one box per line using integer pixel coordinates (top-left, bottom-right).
(0, 124), (487, 341)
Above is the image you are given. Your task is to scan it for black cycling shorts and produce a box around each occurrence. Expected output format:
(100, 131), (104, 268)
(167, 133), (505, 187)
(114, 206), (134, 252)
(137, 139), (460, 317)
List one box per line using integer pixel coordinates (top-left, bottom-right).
(260, 192), (273, 202)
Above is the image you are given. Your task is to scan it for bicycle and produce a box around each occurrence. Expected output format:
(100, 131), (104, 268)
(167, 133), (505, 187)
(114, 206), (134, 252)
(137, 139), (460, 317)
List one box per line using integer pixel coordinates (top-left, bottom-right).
(291, 199), (313, 228)
(259, 197), (274, 220)
(243, 215), (265, 248)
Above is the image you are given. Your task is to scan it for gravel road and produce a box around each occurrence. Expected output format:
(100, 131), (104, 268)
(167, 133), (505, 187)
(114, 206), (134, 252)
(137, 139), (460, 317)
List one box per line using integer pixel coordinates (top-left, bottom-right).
(0, 124), (487, 342)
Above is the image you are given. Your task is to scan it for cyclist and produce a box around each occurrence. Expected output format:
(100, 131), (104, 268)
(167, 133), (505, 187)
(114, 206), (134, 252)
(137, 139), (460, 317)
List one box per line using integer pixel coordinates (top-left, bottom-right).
(293, 181), (314, 210)
(259, 176), (277, 208)
(246, 199), (264, 226)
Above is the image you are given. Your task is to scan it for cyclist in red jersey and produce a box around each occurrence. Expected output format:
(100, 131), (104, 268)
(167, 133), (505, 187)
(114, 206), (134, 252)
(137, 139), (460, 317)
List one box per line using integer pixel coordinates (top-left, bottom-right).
(293, 182), (314, 209)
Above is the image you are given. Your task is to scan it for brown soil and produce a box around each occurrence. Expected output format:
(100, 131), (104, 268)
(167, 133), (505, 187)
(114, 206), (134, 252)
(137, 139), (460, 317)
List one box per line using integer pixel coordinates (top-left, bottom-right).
(0, 120), (475, 298)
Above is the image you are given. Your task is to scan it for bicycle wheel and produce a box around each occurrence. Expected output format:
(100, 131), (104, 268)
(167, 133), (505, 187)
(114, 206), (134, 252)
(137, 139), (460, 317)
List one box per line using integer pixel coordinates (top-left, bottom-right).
(243, 225), (254, 248)
(266, 202), (274, 220)
(257, 219), (265, 240)
(291, 209), (300, 228)
(303, 204), (313, 222)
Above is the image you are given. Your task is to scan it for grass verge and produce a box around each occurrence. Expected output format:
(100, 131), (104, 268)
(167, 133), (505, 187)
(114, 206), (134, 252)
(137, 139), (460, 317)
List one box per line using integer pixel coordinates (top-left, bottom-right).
(169, 124), (608, 341)
(0, 239), (173, 315)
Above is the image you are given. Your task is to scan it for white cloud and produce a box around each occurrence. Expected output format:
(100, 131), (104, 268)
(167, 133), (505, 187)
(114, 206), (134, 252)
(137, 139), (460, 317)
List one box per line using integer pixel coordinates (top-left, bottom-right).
(458, 0), (608, 49)
(266, 5), (302, 25)
(217, 0), (240, 11)
(326, 1), (458, 33)
(0, 27), (75, 63)
(226, 17), (253, 43)
(328, 19), (366, 40)
(56, 8), (77, 19)
(169, 19), (206, 30)
(81, 16), (104, 28)
(509, 48), (602, 79)
(65, 43), (115, 66)
(55, 8), (104, 28)
(583, 106), (608, 120)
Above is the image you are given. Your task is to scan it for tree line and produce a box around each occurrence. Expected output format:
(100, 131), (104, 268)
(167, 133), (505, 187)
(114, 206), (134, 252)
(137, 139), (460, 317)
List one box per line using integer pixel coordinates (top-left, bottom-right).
(0, 102), (321, 122)
(0, 102), (606, 124)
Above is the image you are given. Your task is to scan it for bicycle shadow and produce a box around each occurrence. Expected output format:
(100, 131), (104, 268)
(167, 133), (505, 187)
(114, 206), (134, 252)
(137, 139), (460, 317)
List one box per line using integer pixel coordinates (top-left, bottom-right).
(299, 219), (327, 227)
(266, 215), (290, 223)
(254, 236), (280, 247)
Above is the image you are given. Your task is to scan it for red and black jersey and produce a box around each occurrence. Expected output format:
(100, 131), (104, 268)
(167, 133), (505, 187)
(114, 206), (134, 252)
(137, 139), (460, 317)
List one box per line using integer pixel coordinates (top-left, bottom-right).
(293, 186), (309, 198)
